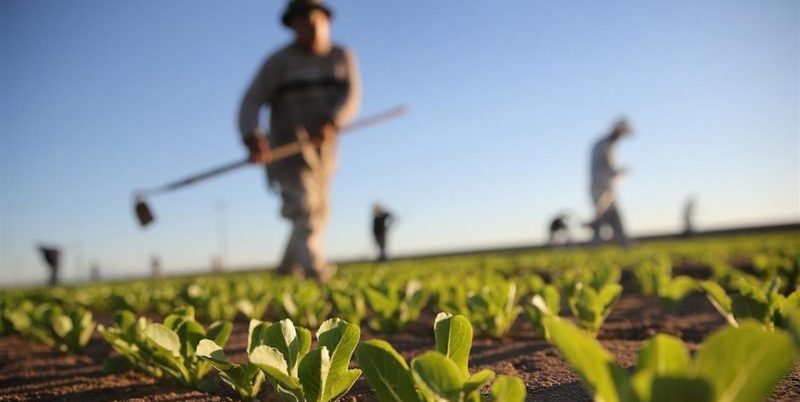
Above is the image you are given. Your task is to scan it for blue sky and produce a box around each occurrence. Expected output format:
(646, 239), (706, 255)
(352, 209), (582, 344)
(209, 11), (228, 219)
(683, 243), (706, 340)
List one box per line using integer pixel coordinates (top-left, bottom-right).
(1, 0), (798, 286)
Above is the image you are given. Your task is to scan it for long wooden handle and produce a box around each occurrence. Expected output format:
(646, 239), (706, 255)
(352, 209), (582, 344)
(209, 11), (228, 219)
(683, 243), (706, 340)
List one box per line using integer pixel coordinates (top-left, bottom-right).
(268, 105), (407, 161)
(137, 106), (407, 197)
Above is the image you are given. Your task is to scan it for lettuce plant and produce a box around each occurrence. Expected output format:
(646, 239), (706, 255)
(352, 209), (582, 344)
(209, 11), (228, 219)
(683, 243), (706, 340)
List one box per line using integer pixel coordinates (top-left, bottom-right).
(247, 317), (362, 402)
(235, 293), (271, 321)
(5, 302), (95, 353)
(567, 282), (622, 335)
(365, 280), (428, 333)
(558, 265), (621, 300)
(524, 285), (560, 340)
(544, 316), (795, 402)
(355, 313), (526, 402)
(465, 281), (522, 337)
(279, 281), (332, 328)
(99, 306), (232, 391)
(701, 277), (800, 330)
(196, 319), (270, 401)
(330, 288), (367, 326)
(634, 258), (698, 310)
(98, 310), (163, 377)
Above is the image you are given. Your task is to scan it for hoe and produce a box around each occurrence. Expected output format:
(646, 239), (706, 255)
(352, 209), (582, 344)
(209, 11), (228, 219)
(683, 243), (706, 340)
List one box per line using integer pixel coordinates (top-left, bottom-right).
(133, 106), (406, 227)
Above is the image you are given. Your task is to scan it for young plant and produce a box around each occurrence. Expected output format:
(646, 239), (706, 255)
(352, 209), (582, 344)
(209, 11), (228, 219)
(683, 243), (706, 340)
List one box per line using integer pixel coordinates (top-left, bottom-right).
(330, 288), (367, 326)
(634, 258), (698, 310)
(196, 320), (269, 401)
(543, 316), (795, 402)
(279, 281), (332, 328)
(99, 306), (232, 391)
(248, 317), (362, 402)
(557, 265), (621, 300)
(524, 285), (560, 340)
(98, 310), (163, 377)
(355, 313), (526, 402)
(567, 282), (622, 335)
(701, 277), (800, 331)
(144, 306), (232, 390)
(5, 302), (95, 353)
(365, 280), (429, 333)
(465, 281), (522, 338)
(49, 306), (96, 352)
(236, 293), (271, 321)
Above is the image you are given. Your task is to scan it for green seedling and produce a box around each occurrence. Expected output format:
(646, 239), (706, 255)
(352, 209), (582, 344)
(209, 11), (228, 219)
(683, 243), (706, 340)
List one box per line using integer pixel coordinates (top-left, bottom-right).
(544, 316), (795, 402)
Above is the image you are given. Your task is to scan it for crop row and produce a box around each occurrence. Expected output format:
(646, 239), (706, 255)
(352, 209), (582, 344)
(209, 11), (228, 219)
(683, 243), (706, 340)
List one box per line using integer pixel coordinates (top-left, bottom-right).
(0, 233), (798, 401)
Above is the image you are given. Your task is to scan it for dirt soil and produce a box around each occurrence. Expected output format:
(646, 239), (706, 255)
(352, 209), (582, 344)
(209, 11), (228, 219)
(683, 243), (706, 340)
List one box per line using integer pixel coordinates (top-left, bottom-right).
(1, 272), (799, 401)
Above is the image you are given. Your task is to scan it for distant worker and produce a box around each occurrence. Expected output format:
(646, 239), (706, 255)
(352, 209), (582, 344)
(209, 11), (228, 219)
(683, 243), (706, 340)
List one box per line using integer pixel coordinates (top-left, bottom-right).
(372, 204), (394, 261)
(588, 118), (633, 246)
(548, 213), (571, 246)
(238, 0), (361, 282)
(683, 196), (697, 236)
(90, 263), (101, 282)
(37, 245), (61, 286)
(151, 255), (162, 278)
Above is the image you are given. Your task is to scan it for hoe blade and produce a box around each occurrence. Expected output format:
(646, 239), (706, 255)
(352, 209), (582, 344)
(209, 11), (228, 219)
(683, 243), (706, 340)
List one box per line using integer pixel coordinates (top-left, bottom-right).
(135, 199), (155, 227)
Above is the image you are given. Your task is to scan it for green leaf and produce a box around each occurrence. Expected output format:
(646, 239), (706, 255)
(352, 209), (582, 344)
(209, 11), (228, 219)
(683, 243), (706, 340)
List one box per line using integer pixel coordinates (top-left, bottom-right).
(207, 321), (233, 347)
(250, 344), (301, 392)
(146, 323), (181, 357)
(112, 310), (136, 332)
(695, 321), (794, 402)
(410, 351), (465, 402)
(463, 369), (494, 397)
(316, 318), (362, 400)
(264, 319), (302, 376)
(355, 340), (420, 402)
(248, 319), (268, 353)
(51, 315), (73, 338)
(298, 347), (332, 402)
(649, 377), (714, 402)
(630, 334), (690, 401)
(700, 281), (737, 326)
(598, 283), (623, 318)
(490, 375), (527, 402)
(544, 317), (635, 402)
(434, 313), (473, 380)
(196, 339), (233, 370)
(176, 319), (206, 358)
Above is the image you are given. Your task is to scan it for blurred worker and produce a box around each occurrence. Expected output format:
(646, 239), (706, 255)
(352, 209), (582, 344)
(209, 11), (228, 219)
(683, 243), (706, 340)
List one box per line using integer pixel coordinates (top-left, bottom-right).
(90, 263), (101, 282)
(372, 203), (394, 261)
(238, 0), (361, 282)
(683, 196), (697, 236)
(151, 255), (162, 278)
(548, 213), (571, 246)
(588, 118), (633, 246)
(37, 245), (61, 286)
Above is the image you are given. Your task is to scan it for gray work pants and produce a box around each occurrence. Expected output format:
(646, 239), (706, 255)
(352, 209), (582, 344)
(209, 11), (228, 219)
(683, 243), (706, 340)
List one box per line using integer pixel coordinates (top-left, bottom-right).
(591, 201), (628, 246)
(271, 161), (333, 281)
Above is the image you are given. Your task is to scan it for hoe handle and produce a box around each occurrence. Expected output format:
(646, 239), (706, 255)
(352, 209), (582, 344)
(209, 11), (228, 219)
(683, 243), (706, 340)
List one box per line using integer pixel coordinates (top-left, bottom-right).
(138, 106), (406, 197)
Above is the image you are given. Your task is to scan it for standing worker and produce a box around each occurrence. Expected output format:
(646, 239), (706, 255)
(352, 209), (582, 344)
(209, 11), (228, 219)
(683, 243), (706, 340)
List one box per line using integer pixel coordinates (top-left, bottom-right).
(37, 245), (61, 286)
(588, 118), (633, 246)
(238, 0), (361, 282)
(372, 203), (394, 261)
(683, 196), (697, 236)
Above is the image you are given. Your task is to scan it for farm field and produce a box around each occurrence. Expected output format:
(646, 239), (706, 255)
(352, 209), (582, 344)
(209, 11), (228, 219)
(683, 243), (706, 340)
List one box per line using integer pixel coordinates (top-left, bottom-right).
(1, 230), (799, 402)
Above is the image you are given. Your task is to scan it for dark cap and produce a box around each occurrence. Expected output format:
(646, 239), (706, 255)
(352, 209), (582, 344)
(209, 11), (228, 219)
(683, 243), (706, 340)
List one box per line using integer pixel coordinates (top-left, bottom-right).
(282, 0), (333, 27)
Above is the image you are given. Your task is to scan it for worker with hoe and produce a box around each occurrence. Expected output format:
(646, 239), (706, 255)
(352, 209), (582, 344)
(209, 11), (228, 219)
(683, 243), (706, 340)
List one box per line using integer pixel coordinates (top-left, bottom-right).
(588, 118), (633, 247)
(238, 0), (361, 282)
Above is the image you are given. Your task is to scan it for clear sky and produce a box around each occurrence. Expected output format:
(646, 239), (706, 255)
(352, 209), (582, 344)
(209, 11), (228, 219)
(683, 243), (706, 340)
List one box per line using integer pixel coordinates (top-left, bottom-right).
(1, 0), (798, 286)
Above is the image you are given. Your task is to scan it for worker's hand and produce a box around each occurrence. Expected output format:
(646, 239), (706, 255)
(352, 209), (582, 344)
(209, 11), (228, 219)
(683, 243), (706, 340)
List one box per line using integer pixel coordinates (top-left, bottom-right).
(317, 121), (338, 144)
(244, 134), (271, 164)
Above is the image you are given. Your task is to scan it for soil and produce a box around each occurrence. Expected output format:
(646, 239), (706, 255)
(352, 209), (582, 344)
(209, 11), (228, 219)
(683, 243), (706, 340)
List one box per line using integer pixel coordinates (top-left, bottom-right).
(2, 270), (799, 401)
